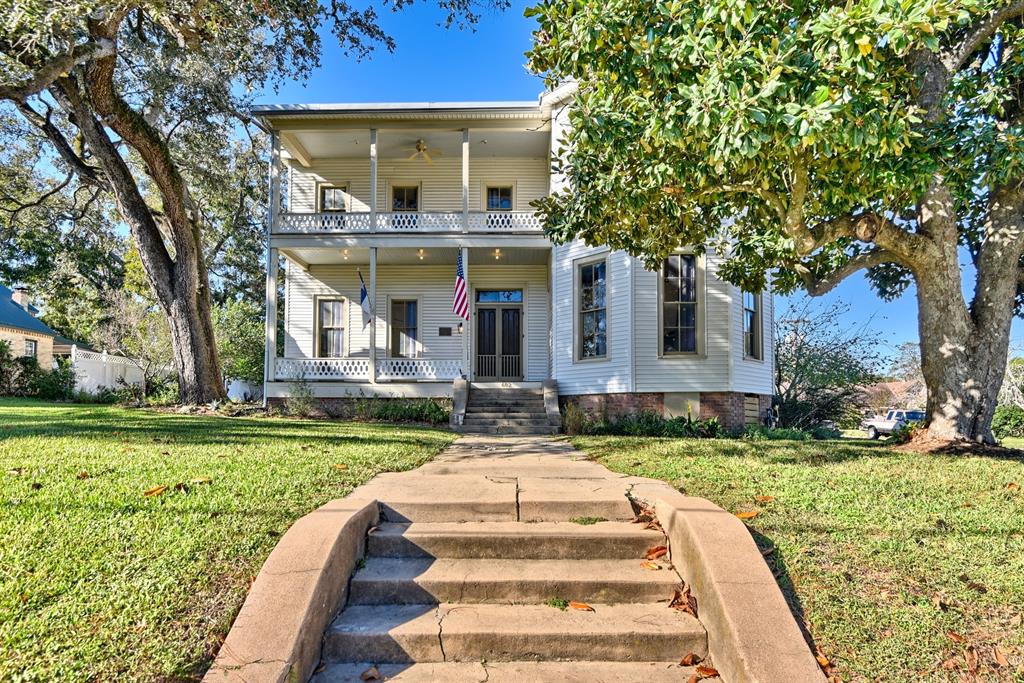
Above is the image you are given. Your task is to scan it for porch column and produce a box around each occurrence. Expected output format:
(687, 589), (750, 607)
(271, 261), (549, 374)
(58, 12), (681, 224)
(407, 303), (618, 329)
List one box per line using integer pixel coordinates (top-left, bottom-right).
(369, 128), (378, 229)
(263, 131), (282, 406)
(461, 246), (470, 378)
(368, 246), (378, 383)
(462, 128), (469, 233)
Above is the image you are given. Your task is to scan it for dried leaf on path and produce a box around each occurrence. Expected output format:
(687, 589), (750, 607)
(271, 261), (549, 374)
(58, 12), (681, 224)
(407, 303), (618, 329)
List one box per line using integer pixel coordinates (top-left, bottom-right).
(645, 545), (668, 560)
(994, 646), (1009, 667)
(568, 601), (594, 611)
(679, 652), (702, 666)
(735, 510), (760, 520)
(754, 495), (775, 503)
(640, 561), (662, 571)
(360, 665), (380, 680)
(143, 484), (167, 497)
(669, 584), (698, 616)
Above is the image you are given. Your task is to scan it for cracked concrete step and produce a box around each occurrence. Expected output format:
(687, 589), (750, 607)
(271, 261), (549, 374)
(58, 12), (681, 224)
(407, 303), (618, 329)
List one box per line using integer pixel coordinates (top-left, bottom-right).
(463, 411), (549, 418)
(461, 418), (554, 427)
(456, 425), (560, 435)
(312, 661), (699, 682)
(349, 557), (681, 605)
(323, 603), (706, 663)
(368, 522), (665, 560)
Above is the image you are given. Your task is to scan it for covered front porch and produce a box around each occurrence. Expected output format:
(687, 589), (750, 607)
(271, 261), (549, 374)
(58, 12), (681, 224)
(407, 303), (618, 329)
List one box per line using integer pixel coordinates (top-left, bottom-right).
(264, 244), (551, 398)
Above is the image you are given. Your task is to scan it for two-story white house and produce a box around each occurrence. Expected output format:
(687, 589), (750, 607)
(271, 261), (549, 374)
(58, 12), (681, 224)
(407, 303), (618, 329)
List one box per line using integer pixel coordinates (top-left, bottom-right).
(254, 86), (773, 432)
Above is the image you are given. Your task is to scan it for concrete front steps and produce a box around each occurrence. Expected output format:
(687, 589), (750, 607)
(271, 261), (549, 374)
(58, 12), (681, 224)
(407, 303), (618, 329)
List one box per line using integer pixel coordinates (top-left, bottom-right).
(459, 387), (558, 435)
(313, 516), (707, 682)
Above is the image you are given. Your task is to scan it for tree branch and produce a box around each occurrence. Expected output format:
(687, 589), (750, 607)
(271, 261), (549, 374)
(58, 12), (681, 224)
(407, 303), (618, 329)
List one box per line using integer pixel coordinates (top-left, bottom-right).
(13, 101), (109, 190)
(0, 39), (116, 101)
(945, 0), (1024, 70)
(798, 249), (898, 296)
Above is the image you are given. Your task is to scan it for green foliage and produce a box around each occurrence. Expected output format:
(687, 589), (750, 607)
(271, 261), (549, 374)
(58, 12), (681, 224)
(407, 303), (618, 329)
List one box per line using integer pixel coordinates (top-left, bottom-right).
(0, 345), (74, 399)
(774, 299), (884, 429)
(285, 379), (317, 418)
(743, 425), (813, 441)
(569, 516), (607, 525)
(354, 398), (451, 425)
(992, 404), (1024, 439)
(565, 407), (723, 438)
(544, 597), (570, 610)
(28, 356), (76, 400)
(888, 420), (925, 444)
(213, 299), (265, 384)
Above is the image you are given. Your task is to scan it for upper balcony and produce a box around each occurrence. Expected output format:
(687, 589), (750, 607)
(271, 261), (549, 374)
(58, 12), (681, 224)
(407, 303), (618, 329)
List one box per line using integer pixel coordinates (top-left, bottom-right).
(254, 101), (555, 237)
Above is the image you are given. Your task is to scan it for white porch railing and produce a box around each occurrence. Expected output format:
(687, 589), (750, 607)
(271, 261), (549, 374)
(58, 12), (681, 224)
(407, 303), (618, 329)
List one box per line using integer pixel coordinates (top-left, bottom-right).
(272, 357), (463, 382)
(274, 357), (371, 381)
(375, 358), (463, 381)
(274, 210), (542, 234)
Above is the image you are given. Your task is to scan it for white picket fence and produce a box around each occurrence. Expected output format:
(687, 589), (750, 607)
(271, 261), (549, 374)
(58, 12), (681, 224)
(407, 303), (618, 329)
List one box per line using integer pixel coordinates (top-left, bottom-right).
(70, 345), (146, 394)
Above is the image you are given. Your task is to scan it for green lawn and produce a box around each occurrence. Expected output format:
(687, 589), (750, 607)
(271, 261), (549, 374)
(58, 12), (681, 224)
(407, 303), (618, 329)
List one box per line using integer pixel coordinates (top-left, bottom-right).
(0, 399), (454, 682)
(571, 435), (1024, 682)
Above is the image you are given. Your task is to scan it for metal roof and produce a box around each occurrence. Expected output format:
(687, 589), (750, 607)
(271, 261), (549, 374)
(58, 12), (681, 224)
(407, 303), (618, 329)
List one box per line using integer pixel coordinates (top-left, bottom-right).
(0, 284), (57, 337)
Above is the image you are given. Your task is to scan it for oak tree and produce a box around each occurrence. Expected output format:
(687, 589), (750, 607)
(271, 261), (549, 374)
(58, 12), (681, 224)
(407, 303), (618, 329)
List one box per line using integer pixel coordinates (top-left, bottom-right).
(528, 0), (1024, 443)
(1, 0), (505, 402)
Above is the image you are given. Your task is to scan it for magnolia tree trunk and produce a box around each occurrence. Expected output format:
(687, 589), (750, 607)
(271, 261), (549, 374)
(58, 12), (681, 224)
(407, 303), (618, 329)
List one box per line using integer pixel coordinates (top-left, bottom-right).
(164, 253), (225, 405)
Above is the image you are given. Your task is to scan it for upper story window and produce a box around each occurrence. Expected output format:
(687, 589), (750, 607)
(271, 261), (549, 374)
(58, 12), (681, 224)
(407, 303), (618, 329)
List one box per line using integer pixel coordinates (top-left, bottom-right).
(24, 339), (37, 358)
(486, 186), (513, 211)
(390, 300), (419, 358)
(578, 259), (607, 360)
(392, 186), (419, 211)
(661, 254), (698, 354)
(319, 185), (347, 212)
(316, 298), (345, 358)
(743, 291), (762, 360)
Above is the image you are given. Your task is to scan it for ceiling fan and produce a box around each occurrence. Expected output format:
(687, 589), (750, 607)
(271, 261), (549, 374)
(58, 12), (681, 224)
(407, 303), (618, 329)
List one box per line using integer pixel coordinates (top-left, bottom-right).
(407, 139), (442, 164)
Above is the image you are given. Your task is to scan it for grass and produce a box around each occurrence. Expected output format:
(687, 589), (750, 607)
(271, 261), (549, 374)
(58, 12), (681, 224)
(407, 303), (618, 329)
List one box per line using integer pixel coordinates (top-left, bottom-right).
(544, 597), (569, 610)
(569, 516), (607, 525)
(570, 435), (1024, 682)
(0, 398), (455, 682)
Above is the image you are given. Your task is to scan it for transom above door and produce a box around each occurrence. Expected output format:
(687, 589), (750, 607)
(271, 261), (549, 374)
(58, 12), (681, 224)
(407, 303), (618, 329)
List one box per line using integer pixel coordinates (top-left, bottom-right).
(475, 289), (523, 381)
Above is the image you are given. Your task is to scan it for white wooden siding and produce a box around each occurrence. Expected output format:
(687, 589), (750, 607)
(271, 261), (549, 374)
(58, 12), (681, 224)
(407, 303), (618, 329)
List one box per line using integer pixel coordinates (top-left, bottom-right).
(284, 263), (550, 381)
(729, 281), (775, 395)
(287, 157), (549, 213)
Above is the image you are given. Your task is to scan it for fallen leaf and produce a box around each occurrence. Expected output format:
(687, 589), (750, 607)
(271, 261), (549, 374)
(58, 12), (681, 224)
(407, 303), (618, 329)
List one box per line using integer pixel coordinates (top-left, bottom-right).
(7, 468), (24, 476)
(815, 653), (830, 668)
(191, 477), (212, 484)
(645, 545), (668, 560)
(994, 646), (1009, 667)
(754, 495), (775, 504)
(687, 674), (699, 683)
(640, 561), (662, 571)
(958, 574), (988, 594)
(1008, 482), (1020, 491)
(696, 665), (720, 678)
(947, 630), (967, 644)
(76, 471), (90, 480)
(332, 463), (349, 471)
(964, 646), (979, 673)
(360, 665), (380, 681)
(941, 655), (959, 670)
(669, 585), (698, 616)
(735, 510), (759, 520)
(568, 601), (594, 612)
(932, 594), (950, 611)
(679, 652), (702, 666)
(143, 484), (167, 497)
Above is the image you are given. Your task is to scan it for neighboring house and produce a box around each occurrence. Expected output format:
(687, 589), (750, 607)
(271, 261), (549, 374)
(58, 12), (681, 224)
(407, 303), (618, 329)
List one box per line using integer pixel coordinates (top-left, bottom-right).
(253, 87), (774, 431)
(0, 283), (56, 368)
(859, 379), (927, 413)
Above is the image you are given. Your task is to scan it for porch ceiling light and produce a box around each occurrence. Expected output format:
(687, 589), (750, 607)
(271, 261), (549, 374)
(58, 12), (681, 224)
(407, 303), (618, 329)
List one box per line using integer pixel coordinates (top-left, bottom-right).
(494, 248), (501, 260)
(417, 249), (425, 260)
(342, 249), (350, 260)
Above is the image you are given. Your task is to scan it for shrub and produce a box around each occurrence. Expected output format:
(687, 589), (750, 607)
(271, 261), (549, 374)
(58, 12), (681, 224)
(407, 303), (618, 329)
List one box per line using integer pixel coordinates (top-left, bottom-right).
(28, 357), (76, 400)
(992, 404), (1024, 439)
(355, 398), (450, 424)
(889, 420), (925, 445)
(743, 425), (813, 441)
(285, 379), (317, 417)
(562, 402), (589, 436)
(563, 405), (723, 438)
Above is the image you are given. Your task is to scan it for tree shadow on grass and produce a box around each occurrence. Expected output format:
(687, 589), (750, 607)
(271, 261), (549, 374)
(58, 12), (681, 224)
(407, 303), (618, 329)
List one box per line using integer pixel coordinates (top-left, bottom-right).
(747, 527), (824, 664)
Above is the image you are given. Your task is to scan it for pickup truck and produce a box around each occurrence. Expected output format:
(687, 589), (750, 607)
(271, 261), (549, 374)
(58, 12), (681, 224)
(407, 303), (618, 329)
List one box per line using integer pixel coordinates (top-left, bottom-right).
(861, 409), (926, 439)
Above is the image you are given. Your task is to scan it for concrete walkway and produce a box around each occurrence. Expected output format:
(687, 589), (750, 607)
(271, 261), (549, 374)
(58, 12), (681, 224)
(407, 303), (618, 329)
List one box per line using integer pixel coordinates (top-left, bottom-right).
(313, 435), (707, 682)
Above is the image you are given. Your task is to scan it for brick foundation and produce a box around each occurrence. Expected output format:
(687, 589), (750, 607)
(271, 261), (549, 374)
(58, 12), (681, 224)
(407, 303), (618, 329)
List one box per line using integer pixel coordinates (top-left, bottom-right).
(266, 396), (452, 421)
(561, 392), (772, 434)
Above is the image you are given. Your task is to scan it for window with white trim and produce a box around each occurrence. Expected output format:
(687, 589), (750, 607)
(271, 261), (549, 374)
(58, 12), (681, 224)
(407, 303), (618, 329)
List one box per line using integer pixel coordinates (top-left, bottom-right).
(24, 339), (37, 358)
(390, 300), (419, 358)
(316, 298), (345, 357)
(578, 259), (607, 359)
(661, 254), (698, 354)
(486, 186), (513, 210)
(391, 186), (419, 211)
(319, 185), (347, 212)
(742, 291), (762, 360)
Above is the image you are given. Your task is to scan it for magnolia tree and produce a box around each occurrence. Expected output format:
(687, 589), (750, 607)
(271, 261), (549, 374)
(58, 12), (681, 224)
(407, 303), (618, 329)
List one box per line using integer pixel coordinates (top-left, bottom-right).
(528, 1), (1024, 443)
(0, 0), (505, 403)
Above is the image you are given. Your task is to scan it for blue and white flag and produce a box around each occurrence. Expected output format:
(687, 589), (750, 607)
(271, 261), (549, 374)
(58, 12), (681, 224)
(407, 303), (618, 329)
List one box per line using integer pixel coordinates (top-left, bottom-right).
(358, 270), (373, 329)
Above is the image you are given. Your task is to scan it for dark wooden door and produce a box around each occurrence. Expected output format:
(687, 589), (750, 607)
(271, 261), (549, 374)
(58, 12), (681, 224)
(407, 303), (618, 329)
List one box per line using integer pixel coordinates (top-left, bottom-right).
(476, 308), (497, 379)
(475, 306), (522, 380)
(500, 308), (522, 380)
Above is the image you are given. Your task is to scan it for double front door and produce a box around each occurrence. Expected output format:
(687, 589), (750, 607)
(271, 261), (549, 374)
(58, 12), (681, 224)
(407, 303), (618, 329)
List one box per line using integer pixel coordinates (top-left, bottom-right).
(475, 290), (523, 380)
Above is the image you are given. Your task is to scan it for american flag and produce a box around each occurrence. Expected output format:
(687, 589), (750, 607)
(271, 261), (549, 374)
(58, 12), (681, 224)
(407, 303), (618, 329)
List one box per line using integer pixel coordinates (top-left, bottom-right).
(452, 251), (469, 320)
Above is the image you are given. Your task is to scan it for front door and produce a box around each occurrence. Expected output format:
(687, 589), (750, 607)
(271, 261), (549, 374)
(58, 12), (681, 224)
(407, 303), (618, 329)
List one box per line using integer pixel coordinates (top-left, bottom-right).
(475, 294), (523, 380)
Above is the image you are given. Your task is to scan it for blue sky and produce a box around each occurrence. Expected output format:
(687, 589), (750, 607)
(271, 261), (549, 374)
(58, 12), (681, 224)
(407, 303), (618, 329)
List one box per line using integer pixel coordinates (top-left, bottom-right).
(256, 0), (1024, 361)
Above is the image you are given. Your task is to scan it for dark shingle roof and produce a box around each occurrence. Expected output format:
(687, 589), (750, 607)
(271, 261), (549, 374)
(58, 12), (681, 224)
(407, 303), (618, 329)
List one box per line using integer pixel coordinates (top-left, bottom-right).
(0, 283), (57, 337)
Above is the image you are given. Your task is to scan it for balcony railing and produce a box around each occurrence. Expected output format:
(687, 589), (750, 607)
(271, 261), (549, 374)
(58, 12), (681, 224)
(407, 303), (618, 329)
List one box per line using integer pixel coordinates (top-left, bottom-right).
(273, 357), (463, 382)
(275, 210), (542, 235)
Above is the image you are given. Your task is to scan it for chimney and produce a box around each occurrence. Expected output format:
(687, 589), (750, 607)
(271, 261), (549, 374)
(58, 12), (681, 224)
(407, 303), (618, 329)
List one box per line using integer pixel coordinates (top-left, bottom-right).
(11, 287), (30, 314)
